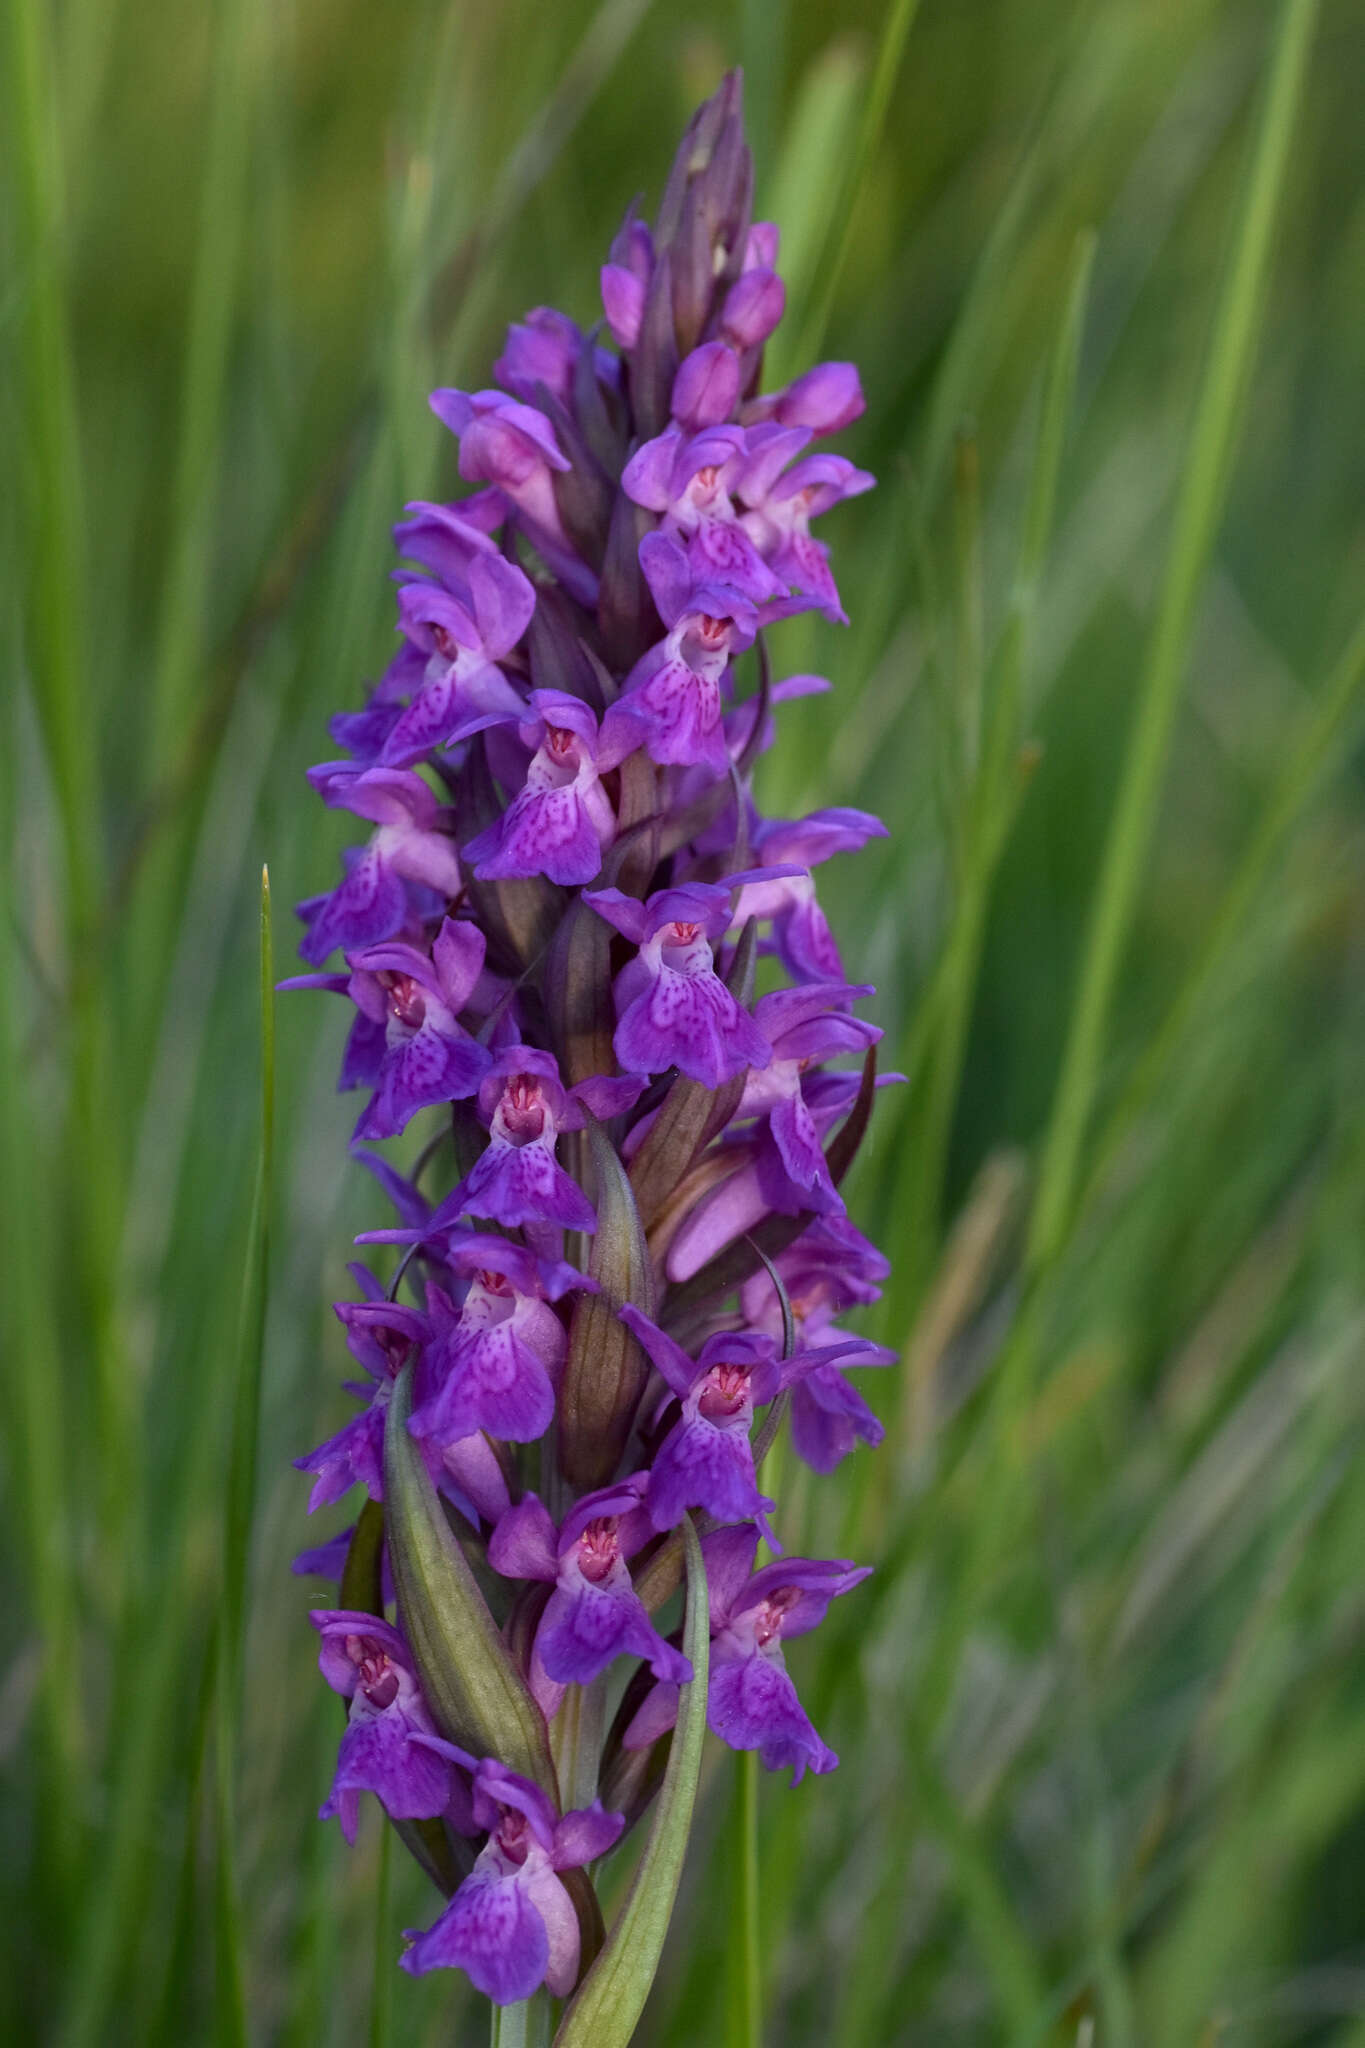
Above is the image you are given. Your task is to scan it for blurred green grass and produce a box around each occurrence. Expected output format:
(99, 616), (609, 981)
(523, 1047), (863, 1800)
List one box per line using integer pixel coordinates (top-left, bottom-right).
(5, 0), (1365, 2041)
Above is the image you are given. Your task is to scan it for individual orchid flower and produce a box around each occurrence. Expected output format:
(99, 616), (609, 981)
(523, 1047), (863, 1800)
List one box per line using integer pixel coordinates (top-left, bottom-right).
(462, 689), (616, 885)
(378, 549), (536, 766)
(311, 1612), (462, 1843)
(740, 1235), (896, 1473)
(743, 360), (866, 435)
(402, 1749), (624, 2001)
(599, 214), (655, 349)
(344, 919), (491, 1138)
(407, 1047), (642, 1236)
(621, 422), (782, 603)
(617, 1310), (782, 1538)
(622, 1526), (870, 1785)
(583, 878), (775, 1087)
(488, 1480), (692, 1709)
(293, 1293), (428, 1512)
(295, 765), (461, 966)
(493, 306), (586, 407)
(405, 1233), (592, 1447)
(739, 981), (883, 1204)
(598, 531), (757, 773)
(734, 428), (875, 623)
(730, 806), (889, 981)
(428, 387), (595, 602)
(294, 1280), (509, 1527)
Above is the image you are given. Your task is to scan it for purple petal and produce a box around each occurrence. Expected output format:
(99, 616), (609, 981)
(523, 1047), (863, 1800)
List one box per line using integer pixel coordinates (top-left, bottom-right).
(458, 1139), (597, 1234)
(552, 1801), (626, 1870)
(622, 1679), (680, 1751)
(614, 969), (770, 1088)
(671, 343), (740, 431)
(708, 1648), (837, 1784)
(469, 552), (537, 659)
(401, 1867), (549, 2001)
(699, 1523), (762, 1627)
(647, 1417), (773, 1533)
(601, 262), (645, 349)
(488, 1494), (558, 1582)
(616, 1305), (698, 1399)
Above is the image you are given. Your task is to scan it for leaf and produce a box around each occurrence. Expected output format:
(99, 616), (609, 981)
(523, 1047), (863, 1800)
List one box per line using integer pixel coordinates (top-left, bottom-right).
(382, 1364), (558, 1798)
(554, 1515), (710, 2047)
(558, 1116), (656, 1487)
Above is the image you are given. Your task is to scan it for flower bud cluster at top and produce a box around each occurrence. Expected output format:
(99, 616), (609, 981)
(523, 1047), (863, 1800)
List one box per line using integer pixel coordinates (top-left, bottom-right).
(285, 73), (894, 2007)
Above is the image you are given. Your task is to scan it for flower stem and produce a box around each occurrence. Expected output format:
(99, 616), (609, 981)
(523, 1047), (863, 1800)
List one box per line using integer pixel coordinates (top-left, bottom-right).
(737, 1750), (763, 2048)
(490, 1990), (551, 2048)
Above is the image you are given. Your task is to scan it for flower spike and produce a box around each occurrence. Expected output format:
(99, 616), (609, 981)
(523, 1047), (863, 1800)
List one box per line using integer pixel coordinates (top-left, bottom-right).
(284, 69), (892, 2022)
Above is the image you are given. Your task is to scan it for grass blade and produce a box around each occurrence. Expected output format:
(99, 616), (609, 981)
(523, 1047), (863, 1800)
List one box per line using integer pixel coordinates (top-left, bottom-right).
(1027, 0), (1319, 1275)
(212, 865), (274, 2043)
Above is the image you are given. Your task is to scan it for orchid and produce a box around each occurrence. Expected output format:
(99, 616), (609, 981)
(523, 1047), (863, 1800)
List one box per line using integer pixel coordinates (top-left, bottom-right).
(285, 73), (891, 2028)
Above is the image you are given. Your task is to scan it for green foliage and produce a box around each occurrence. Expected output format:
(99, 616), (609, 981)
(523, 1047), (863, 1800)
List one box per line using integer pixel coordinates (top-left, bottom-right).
(4, 0), (1365, 2042)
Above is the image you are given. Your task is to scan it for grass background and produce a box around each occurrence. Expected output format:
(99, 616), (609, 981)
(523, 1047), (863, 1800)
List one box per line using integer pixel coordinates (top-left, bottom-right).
(5, 0), (1365, 2040)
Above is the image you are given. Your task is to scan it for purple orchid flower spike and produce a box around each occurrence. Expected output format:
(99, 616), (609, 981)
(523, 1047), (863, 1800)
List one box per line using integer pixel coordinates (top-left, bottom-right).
(598, 530), (758, 773)
(462, 690), (617, 885)
(296, 766), (461, 965)
(405, 1233), (593, 1448)
(617, 1308), (781, 1538)
(489, 1481), (691, 1713)
(402, 1747), (624, 2000)
(285, 75), (893, 2016)
(583, 877), (778, 1086)
(311, 1612), (461, 1843)
(379, 550), (536, 767)
(624, 1526), (869, 1785)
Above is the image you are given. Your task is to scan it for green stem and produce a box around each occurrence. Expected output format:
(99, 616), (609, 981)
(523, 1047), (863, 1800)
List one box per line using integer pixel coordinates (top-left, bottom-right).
(490, 1990), (552, 2048)
(369, 1827), (393, 2048)
(736, 1751), (763, 2048)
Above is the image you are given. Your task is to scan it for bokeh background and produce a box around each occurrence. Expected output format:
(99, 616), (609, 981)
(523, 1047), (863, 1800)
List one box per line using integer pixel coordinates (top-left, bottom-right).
(5, 0), (1365, 2041)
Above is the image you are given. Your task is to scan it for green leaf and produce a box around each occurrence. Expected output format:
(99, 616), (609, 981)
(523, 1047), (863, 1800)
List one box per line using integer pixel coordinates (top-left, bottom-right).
(554, 1515), (710, 2047)
(559, 1115), (657, 1488)
(382, 1364), (558, 1798)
